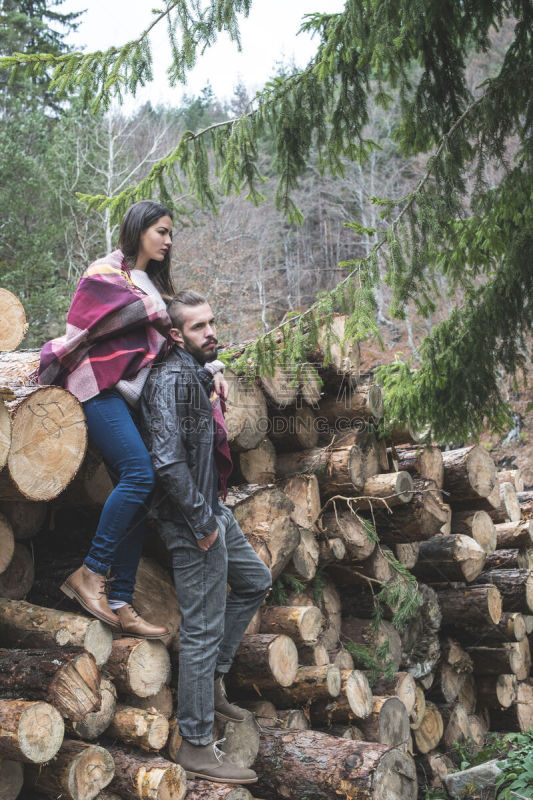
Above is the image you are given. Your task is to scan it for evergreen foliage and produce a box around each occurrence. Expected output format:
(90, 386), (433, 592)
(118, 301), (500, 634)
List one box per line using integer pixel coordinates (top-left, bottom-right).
(0, 0), (82, 109)
(0, 0), (531, 439)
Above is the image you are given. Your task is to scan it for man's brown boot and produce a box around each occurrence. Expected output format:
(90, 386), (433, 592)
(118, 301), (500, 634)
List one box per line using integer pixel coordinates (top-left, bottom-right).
(116, 604), (169, 639)
(174, 738), (258, 784)
(61, 565), (120, 628)
(214, 674), (246, 722)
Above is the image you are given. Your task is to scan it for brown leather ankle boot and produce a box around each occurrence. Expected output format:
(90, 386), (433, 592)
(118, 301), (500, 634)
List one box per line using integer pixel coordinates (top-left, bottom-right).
(174, 738), (258, 784)
(61, 565), (120, 628)
(116, 604), (169, 639)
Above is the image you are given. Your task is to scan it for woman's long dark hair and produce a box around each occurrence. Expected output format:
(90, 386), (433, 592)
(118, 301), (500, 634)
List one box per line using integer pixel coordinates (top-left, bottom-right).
(118, 200), (176, 298)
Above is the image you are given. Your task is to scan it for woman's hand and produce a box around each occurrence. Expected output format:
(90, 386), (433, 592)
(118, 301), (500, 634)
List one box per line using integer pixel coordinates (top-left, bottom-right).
(213, 371), (229, 401)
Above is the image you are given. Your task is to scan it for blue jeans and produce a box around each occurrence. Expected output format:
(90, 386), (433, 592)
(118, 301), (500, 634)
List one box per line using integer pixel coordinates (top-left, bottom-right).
(82, 390), (155, 603)
(160, 505), (272, 745)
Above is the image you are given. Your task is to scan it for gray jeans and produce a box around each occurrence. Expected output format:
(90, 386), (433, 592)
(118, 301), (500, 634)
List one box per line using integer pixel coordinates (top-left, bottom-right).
(161, 505), (272, 744)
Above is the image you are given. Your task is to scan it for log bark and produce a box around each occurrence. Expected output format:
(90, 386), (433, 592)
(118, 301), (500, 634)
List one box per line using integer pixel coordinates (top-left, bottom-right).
(25, 740), (114, 800)
(0, 597), (113, 666)
(263, 665), (341, 707)
(0, 758), (24, 800)
(254, 727), (417, 800)
(224, 369), (268, 452)
(0, 698), (64, 763)
(476, 674), (517, 709)
(321, 510), (375, 561)
(281, 474), (321, 529)
(388, 445), (444, 489)
(371, 479), (451, 543)
(185, 781), (254, 800)
(225, 484), (297, 579)
(238, 437), (276, 483)
(0, 385), (87, 501)
(0, 499), (47, 540)
(107, 745), (187, 800)
(260, 605), (323, 645)
(276, 444), (366, 497)
(0, 511), (14, 574)
(495, 520), (533, 549)
(435, 584), (502, 627)
(412, 702), (444, 754)
(104, 638), (170, 698)
(270, 406), (319, 451)
(0, 647), (100, 722)
(107, 704), (169, 752)
(451, 510), (496, 554)
(472, 568), (533, 613)
(358, 696), (411, 750)
(442, 445), (497, 502)
(0, 543), (33, 599)
(489, 681), (533, 732)
(414, 534), (486, 583)
(229, 633), (298, 689)
(0, 290), (27, 351)
(466, 639), (531, 680)
(484, 548), (529, 571)
(132, 556), (181, 647)
(67, 679), (117, 741)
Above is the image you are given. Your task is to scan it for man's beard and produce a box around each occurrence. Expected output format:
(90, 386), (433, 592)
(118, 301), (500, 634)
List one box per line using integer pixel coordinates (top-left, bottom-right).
(182, 333), (218, 364)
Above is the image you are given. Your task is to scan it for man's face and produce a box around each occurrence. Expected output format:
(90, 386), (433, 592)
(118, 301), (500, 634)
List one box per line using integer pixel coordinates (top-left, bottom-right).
(170, 303), (218, 364)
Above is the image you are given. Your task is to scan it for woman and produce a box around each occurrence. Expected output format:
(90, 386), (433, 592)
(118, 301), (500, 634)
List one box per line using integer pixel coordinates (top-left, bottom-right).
(39, 200), (225, 638)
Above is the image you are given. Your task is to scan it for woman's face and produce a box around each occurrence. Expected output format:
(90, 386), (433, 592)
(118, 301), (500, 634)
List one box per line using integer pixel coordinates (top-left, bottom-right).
(136, 215), (173, 269)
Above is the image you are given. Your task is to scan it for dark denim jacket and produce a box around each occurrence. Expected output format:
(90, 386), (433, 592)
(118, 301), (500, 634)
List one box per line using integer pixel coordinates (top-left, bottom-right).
(139, 345), (217, 541)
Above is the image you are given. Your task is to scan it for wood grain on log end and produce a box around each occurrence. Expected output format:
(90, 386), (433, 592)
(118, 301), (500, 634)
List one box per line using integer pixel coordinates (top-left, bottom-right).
(2, 386), (87, 501)
(0, 289), (27, 351)
(0, 698), (64, 763)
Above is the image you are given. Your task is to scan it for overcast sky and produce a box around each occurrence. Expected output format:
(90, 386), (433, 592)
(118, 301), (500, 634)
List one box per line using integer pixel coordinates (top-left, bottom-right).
(59, 0), (345, 109)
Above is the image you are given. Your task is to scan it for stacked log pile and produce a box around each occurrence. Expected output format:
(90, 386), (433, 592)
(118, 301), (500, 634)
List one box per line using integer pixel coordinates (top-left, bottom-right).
(0, 295), (531, 799)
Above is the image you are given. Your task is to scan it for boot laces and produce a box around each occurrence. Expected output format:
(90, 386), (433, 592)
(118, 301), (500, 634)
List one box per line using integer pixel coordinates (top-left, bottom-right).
(103, 575), (115, 598)
(213, 738), (226, 763)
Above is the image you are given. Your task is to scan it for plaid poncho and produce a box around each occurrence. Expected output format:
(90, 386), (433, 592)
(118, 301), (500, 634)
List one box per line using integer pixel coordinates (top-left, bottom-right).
(38, 250), (171, 402)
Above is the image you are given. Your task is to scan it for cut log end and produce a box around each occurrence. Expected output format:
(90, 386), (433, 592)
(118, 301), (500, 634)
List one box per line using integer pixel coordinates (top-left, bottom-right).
(269, 634), (299, 687)
(372, 747), (418, 800)
(0, 401), (11, 472)
(19, 701), (65, 763)
(0, 289), (27, 351)
(6, 386), (87, 501)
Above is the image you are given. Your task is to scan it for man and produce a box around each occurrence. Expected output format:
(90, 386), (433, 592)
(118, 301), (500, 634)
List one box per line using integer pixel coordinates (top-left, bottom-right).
(139, 290), (271, 784)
